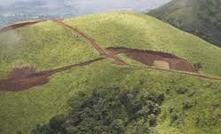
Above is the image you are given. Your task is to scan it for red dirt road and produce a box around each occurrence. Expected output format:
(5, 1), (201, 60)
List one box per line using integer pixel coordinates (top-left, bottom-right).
(54, 20), (127, 66)
(0, 20), (45, 33)
(1, 20), (221, 92)
(0, 58), (104, 91)
(131, 65), (221, 81)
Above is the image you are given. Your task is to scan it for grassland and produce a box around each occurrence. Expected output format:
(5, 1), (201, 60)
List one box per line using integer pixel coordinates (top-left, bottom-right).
(148, 0), (221, 47)
(0, 12), (221, 134)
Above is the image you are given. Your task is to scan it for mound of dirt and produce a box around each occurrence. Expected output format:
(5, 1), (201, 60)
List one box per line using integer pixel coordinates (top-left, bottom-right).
(106, 47), (197, 72)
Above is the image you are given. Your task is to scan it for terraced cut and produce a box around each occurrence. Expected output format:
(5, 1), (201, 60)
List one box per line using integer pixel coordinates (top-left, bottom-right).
(106, 47), (197, 72)
(1, 19), (221, 92)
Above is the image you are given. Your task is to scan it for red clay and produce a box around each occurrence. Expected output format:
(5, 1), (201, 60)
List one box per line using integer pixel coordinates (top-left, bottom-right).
(1, 20), (221, 92)
(106, 47), (197, 72)
(0, 20), (45, 33)
(0, 58), (104, 91)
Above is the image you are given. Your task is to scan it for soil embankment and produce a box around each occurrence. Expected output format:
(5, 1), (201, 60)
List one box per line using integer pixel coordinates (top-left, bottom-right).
(0, 20), (45, 33)
(107, 47), (197, 72)
(1, 20), (221, 92)
(0, 58), (104, 91)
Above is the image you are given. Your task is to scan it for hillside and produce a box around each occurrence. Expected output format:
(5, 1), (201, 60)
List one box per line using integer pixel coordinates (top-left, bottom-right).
(0, 12), (221, 134)
(148, 0), (221, 47)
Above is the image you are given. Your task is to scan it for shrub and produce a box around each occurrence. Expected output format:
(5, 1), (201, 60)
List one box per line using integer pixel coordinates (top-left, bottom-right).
(31, 87), (164, 134)
(194, 62), (203, 71)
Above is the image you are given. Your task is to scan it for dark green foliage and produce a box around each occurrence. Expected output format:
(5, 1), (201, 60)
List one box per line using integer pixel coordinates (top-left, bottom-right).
(182, 101), (194, 111)
(149, 0), (221, 47)
(16, 130), (23, 134)
(168, 107), (184, 126)
(31, 115), (67, 134)
(194, 63), (203, 71)
(175, 88), (189, 95)
(31, 87), (164, 134)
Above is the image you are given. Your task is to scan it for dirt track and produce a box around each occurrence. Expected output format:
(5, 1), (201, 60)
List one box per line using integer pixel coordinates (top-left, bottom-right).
(0, 20), (45, 33)
(0, 20), (221, 92)
(0, 58), (104, 91)
(131, 65), (221, 81)
(54, 20), (127, 66)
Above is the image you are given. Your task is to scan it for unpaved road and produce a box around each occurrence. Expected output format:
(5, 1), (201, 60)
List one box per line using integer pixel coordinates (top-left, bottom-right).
(0, 20), (45, 33)
(0, 19), (221, 92)
(131, 65), (221, 81)
(54, 20), (127, 66)
(0, 58), (104, 91)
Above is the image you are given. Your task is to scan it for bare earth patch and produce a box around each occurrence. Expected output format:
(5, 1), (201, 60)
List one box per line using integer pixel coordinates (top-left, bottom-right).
(153, 60), (170, 70)
(0, 58), (104, 91)
(106, 47), (197, 72)
(0, 20), (44, 33)
(1, 20), (221, 92)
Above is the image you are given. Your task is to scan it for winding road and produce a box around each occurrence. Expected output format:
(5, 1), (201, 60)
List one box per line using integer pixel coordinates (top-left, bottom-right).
(54, 20), (127, 66)
(0, 19), (221, 91)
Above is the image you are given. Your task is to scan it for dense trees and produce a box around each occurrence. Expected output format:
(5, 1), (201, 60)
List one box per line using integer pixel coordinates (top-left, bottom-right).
(31, 87), (164, 134)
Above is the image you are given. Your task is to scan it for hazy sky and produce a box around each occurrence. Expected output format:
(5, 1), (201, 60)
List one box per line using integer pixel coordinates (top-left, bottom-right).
(0, 0), (170, 11)
(0, 0), (171, 25)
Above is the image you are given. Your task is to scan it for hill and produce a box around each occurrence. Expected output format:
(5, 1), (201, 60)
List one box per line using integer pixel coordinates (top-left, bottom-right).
(0, 12), (221, 134)
(148, 0), (221, 47)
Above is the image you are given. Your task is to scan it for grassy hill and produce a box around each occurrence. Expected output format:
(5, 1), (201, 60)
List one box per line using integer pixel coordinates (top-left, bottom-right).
(148, 0), (221, 47)
(0, 12), (221, 134)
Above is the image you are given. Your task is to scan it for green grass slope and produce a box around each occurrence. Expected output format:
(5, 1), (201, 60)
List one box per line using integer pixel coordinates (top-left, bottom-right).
(148, 0), (221, 47)
(0, 12), (221, 134)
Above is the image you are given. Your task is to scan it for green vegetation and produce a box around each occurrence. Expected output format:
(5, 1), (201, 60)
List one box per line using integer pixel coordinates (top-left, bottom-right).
(0, 12), (221, 134)
(31, 87), (164, 134)
(148, 0), (221, 47)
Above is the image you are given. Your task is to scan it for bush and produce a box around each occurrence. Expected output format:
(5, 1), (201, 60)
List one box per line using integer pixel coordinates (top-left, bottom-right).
(31, 87), (164, 134)
(176, 88), (189, 95)
(194, 63), (203, 71)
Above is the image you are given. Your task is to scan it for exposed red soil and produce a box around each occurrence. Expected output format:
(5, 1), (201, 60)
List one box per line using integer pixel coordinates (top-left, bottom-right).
(54, 20), (127, 66)
(1, 20), (221, 93)
(0, 58), (104, 91)
(106, 47), (197, 72)
(0, 20), (45, 33)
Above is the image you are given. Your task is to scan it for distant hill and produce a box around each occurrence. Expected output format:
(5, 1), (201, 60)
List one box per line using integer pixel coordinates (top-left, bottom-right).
(148, 0), (221, 47)
(0, 12), (221, 134)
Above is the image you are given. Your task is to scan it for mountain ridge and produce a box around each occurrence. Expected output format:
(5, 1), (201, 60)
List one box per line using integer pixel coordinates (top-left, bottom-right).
(148, 0), (221, 47)
(0, 12), (221, 134)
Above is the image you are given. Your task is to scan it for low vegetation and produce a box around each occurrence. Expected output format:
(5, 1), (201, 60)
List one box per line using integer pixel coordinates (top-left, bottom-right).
(0, 12), (221, 134)
(148, 0), (221, 47)
(31, 87), (164, 134)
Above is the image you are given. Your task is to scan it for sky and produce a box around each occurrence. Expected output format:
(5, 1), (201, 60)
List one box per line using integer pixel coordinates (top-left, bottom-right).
(0, 0), (170, 11)
(0, 0), (171, 25)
